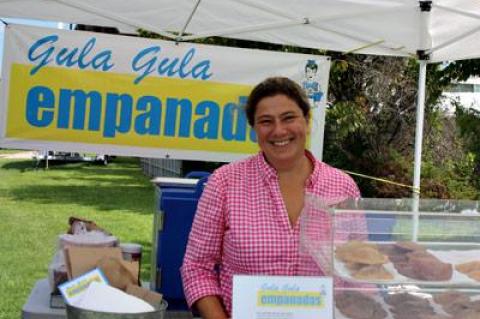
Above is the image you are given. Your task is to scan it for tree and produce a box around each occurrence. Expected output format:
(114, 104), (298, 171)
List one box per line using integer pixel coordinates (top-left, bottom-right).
(325, 55), (480, 199)
(325, 55), (418, 197)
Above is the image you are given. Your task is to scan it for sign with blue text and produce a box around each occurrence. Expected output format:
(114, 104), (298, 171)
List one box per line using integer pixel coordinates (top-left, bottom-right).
(0, 24), (330, 161)
(232, 275), (333, 319)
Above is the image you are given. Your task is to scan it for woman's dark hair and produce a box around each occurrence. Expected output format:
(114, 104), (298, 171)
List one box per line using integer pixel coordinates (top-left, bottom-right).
(245, 77), (310, 126)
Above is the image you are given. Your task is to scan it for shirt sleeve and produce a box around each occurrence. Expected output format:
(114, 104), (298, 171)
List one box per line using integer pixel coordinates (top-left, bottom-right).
(180, 170), (226, 308)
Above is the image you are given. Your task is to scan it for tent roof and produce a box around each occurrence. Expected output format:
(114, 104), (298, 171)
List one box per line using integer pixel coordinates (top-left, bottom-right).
(1, 0), (480, 62)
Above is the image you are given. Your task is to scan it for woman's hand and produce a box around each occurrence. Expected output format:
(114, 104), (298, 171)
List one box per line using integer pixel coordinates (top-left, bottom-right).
(194, 295), (229, 319)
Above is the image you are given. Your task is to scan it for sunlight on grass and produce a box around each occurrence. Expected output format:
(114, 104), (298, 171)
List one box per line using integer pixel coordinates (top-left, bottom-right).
(0, 157), (155, 319)
(392, 216), (480, 242)
(0, 148), (25, 154)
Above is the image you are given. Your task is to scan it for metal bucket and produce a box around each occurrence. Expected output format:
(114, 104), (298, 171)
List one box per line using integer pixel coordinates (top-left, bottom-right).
(66, 300), (168, 319)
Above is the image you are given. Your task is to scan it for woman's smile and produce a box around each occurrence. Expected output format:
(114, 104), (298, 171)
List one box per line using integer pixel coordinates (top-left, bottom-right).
(254, 94), (309, 170)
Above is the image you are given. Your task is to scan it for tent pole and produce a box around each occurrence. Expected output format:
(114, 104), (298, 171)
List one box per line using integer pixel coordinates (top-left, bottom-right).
(177, 0), (202, 40)
(412, 59), (427, 241)
(411, 0), (432, 241)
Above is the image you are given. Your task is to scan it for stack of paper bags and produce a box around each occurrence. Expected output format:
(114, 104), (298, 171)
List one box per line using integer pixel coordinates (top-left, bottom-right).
(63, 246), (162, 308)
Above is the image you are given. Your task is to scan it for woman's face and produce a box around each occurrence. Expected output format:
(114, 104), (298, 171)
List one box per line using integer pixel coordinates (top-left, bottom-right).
(253, 94), (309, 168)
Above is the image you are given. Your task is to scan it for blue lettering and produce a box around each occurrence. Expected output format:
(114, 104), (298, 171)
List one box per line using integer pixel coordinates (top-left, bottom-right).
(281, 284), (300, 291)
(28, 35), (57, 75)
(26, 86), (54, 127)
(194, 101), (219, 139)
(77, 38), (95, 68)
(135, 96), (161, 135)
(91, 50), (114, 71)
(28, 35), (114, 75)
(178, 48), (194, 78)
(58, 89), (102, 130)
(191, 60), (212, 80)
(261, 283), (278, 290)
(250, 127), (257, 142)
(221, 102), (246, 141)
(158, 57), (179, 77)
(131, 46), (160, 84)
(104, 94), (133, 138)
(56, 47), (79, 66)
(164, 98), (191, 137)
(23, 87), (261, 149)
(131, 46), (213, 83)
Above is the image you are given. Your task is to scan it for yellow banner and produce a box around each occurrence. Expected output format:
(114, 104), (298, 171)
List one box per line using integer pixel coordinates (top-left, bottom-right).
(256, 290), (324, 308)
(7, 64), (259, 154)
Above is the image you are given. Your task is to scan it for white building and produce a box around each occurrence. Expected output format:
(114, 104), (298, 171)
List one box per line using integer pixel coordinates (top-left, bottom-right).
(441, 77), (480, 115)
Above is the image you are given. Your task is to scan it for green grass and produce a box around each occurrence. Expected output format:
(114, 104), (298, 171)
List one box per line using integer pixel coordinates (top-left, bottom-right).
(392, 216), (480, 242)
(0, 149), (25, 154)
(0, 157), (155, 319)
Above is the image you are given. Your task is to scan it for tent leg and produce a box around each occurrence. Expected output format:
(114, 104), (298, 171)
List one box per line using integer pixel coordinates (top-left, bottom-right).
(412, 60), (427, 241)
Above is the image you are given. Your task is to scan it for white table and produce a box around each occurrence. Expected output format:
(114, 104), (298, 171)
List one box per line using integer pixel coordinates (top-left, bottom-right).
(22, 279), (65, 319)
(22, 279), (196, 319)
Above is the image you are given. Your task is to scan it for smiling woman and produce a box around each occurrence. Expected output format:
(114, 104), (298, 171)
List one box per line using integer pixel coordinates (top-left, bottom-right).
(180, 77), (365, 319)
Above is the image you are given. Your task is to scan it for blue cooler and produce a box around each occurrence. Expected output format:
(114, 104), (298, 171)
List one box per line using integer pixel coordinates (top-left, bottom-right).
(151, 172), (209, 310)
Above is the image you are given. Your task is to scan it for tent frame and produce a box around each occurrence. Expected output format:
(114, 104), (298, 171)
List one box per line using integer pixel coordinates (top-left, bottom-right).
(4, 0), (480, 205)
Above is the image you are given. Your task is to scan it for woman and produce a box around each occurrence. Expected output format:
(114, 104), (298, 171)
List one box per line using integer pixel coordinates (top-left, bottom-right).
(181, 77), (364, 319)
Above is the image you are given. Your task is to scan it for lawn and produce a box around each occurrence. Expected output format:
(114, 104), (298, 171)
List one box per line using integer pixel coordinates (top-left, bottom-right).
(0, 149), (24, 154)
(0, 156), (155, 319)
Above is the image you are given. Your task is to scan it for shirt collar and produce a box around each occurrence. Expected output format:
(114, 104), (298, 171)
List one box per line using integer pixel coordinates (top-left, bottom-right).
(305, 150), (321, 188)
(257, 152), (277, 182)
(256, 150), (321, 187)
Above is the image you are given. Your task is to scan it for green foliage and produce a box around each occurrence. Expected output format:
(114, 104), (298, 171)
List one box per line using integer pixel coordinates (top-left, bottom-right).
(325, 54), (480, 199)
(455, 105), (480, 189)
(456, 105), (480, 154)
(327, 101), (367, 140)
(138, 29), (325, 55)
(325, 55), (418, 197)
(420, 154), (478, 199)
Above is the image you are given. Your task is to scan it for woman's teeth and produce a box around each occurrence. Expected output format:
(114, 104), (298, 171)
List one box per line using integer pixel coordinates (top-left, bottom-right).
(272, 140), (290, 146)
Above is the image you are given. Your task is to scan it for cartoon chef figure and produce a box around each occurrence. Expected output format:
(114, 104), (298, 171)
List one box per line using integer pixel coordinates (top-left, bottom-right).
(302, 59), (324, 108)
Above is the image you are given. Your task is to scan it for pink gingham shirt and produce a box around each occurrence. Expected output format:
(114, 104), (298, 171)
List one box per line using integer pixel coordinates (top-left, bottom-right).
(181, 151), (365, 315)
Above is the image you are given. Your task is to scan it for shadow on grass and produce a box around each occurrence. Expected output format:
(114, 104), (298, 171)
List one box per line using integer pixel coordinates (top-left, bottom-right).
(1, 157), (140, 172)
(0, 159), (38, 171)
(2, 157), (154, 213)
(1, 158), (149, 185)
(9, 184), (154, 214)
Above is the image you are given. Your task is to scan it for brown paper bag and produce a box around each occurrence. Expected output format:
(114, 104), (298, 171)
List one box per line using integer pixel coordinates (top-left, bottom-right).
(64, 246), (122, 279)
(97, 257), (138, 291)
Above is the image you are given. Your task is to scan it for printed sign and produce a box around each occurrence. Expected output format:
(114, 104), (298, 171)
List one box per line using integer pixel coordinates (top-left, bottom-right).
(0, 24), (330, 161)
(232, 275), (333, 319)
(58, 268), (109, 305)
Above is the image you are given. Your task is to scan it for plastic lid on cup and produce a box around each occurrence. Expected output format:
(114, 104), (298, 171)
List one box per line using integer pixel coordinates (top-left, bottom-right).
(120, 243), (142, 253)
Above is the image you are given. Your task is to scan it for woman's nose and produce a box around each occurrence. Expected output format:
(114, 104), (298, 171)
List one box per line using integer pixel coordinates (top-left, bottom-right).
(271, 120), (287, 135)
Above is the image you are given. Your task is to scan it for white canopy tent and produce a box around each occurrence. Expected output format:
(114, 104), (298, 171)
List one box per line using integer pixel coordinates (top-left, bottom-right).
(2, 0), (480, 201)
